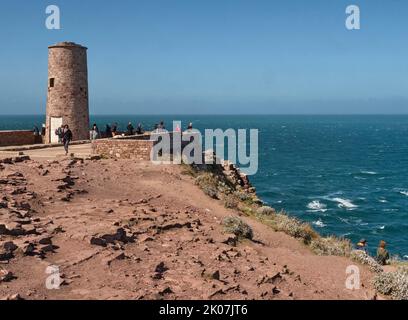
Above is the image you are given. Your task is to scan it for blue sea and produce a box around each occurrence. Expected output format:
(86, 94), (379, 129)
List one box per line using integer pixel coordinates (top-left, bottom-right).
(1, 114), (408, 258)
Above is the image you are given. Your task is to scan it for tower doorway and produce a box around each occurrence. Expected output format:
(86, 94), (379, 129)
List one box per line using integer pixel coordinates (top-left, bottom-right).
(50, 117), (63, 143)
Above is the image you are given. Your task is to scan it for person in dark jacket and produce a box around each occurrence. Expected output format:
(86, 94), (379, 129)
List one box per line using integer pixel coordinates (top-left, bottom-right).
(62, 125), (73, 156)
(105, 124), (112, 138)
(376, 240), (390, 265)
(33, 126), (40, 136)
(111, 123), (118, 137)
(126, 122), (134, 136)
(136, 123), (143, 135)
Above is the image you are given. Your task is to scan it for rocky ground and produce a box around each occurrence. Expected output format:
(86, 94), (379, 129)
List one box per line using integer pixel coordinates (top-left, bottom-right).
(0, 156), (378, 300)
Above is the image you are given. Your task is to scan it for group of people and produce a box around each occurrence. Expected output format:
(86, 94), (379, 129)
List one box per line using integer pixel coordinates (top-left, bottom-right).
(53, 120), (195, 156)
(97, 120), (194, 137)
(99, 122), (144, 138)
(356, 238), (390, 265)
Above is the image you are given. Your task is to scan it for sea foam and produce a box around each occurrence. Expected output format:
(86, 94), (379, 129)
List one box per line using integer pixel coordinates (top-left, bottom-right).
(307, 200), (327, 212)
(313, 219), (326, 228)
(332, 197), (357, 209)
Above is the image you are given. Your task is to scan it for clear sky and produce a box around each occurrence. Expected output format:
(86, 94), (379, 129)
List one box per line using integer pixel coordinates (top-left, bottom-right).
(0, 0), (407, 114)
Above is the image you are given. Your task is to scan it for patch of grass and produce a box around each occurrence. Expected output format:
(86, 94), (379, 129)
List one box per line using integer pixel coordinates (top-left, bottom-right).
(350, 250), (383, 273)
(256, 206), (275, 216)
(310, 236), (352, 256)
(271, 212), (319, 244)
(223, 194), (239, 209)
(222, 216), (253, 240)
(180, 163), (196, 176)
(373, 266), (408, 300)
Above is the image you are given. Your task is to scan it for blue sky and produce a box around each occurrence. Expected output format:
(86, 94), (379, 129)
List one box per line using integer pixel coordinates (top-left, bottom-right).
(0, 0), (407, 114)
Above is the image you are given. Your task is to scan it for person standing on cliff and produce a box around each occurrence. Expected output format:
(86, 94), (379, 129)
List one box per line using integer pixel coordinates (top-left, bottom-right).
(136, 123), (143, 135)
(376, 240), (390, 265)
(111, 123), (118, 137)
(126, 122), (134, 136)
(105, 124), (112, 138)
(90, 123), (99, 140)
(62, 125), (73, 156)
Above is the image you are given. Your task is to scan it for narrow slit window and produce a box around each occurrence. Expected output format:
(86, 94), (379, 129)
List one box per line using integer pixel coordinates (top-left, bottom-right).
(49, 78), (55, 88)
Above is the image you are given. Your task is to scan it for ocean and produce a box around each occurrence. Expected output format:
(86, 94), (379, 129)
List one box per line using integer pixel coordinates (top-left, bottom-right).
(1, 114), (408, 258)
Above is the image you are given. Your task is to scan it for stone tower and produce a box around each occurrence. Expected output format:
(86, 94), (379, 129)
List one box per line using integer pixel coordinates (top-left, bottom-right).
(45, 42), (89, 143)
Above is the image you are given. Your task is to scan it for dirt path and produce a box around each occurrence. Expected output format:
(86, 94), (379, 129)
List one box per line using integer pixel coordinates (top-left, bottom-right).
(0, 157), (377, 300)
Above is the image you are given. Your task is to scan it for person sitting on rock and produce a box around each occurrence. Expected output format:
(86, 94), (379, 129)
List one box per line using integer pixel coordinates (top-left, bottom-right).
(376, 240), (390, 265)
(356, 239), (368, 254)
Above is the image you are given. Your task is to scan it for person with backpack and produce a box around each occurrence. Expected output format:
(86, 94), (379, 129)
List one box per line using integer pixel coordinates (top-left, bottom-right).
(62, 125), (73, 156)
(55, 125), (64, 143)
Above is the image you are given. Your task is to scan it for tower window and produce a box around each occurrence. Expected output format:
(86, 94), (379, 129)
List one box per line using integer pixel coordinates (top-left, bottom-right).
(49, 78), (55, 88)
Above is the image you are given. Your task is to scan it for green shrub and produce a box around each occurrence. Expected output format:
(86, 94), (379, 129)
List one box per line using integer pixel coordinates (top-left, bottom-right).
(310, 236), (352, 256)
(222, 216), (253, 240)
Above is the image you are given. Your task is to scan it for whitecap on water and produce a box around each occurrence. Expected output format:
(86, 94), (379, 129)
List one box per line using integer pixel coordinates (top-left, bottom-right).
(306, 200), (327, 212)
(379, 199), (387, 203)
(378, 225), (385, 230)
(332, 197), (357, 209)
(399, 190), (408, 197)
(361, 170), (377, 175)
(312, 219), (326, 228)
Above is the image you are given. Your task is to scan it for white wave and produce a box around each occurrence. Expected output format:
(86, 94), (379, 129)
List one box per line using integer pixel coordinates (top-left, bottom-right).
(379, 199), (387, 203)
(307, 200), (327, 212)
(332, 197), (357, 209)
(313, 219), (326, 228)
(379, 225), (385, 230)
(404, 255), (408, 260)
(399, 190), (408, 197)
(361, 170), (377, 175)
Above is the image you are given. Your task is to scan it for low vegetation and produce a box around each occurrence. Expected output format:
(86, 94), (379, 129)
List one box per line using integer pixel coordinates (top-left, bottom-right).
(222, 216), (253, 240)
(373, 266), (408, 300)
(310, 236), (352, 257)
(184, 162), (408, 300)
(350, 250), (383, 273)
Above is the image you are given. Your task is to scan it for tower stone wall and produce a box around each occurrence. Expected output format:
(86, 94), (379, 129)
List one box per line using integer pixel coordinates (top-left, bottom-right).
(45, 42), (89, 143)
